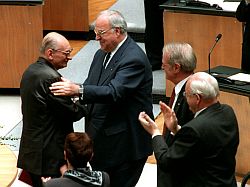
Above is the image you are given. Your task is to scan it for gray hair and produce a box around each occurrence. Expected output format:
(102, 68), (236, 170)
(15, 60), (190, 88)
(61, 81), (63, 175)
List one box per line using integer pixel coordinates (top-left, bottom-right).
(96, 10), (127, 34)
(163, 42), (197, 72)
(189, 72), (220, 99)
(40, 32), (59, 54)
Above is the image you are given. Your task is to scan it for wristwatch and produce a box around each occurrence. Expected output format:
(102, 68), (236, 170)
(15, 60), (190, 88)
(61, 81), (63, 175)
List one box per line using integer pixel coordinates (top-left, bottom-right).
(79, 84), (84, 100)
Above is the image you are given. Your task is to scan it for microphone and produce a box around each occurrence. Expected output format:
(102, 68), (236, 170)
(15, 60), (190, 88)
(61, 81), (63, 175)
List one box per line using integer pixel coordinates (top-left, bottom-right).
(215, 33), (222, 42)
(208, 34), (235, 85)
(208, 33), (222, 74)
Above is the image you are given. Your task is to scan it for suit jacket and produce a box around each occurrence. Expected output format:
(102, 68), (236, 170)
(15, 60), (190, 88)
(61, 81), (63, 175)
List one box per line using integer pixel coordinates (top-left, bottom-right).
(236, 0), (250, 72)
(18, 57), (87, 176)
(159, 85), (194, 187)
(81, 36), (153, 170)
(153, 102), (239, 187)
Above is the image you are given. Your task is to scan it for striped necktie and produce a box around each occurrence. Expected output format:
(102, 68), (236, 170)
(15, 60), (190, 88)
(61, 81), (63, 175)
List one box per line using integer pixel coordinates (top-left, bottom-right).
(103, 52), (111, 69)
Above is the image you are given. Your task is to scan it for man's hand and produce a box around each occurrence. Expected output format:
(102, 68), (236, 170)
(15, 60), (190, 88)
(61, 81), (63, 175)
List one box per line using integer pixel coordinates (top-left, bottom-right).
(138, 111), (161, 137)
(159, 101), (180, 134)
(50, 77), (80, 96)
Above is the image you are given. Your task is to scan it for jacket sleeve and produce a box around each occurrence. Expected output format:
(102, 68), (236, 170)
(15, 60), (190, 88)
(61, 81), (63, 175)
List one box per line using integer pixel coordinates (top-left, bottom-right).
(152, 127), (199, 172)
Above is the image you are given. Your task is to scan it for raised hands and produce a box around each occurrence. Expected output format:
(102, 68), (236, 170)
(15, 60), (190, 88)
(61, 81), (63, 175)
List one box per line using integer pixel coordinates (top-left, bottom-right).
(138, 111), (161, 136)
(159, 101), (180, 134)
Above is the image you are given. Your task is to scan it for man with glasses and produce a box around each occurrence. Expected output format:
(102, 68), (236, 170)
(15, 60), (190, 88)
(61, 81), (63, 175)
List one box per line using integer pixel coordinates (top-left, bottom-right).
(139, 72), (239, 187)
(50, 10), (153, 187)
(156, 42), (196, 187)
(17, 32), (87, 187)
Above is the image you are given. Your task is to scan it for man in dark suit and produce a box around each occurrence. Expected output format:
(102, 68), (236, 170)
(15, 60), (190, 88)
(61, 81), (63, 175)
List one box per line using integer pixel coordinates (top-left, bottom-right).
(158, 43), (195, 187)
(236, 0), (250, 72)
(139, 71), (239, 187)
(17, 32), (87, 187)
(50, 10), (153, 187)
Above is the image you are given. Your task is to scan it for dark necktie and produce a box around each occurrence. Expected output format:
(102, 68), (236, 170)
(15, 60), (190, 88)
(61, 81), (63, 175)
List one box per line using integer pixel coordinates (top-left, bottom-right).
(103, 52), (111, 69)
(168, 87), (176, 108)
(163, 87), (175, 136)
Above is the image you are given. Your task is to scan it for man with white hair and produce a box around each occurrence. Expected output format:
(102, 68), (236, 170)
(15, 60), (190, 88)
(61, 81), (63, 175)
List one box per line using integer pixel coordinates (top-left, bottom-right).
(139, 72), (239, 187)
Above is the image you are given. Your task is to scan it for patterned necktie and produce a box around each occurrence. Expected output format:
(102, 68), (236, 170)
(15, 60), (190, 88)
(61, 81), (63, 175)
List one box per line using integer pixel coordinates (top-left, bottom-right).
(103, 52), (111, 69)
(168, 87), (176, 108)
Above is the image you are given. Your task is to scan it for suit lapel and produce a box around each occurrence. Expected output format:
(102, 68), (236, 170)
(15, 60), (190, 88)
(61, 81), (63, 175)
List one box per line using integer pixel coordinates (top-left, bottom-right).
(98, 36), (131, 85)
(174, 85), (186, 113)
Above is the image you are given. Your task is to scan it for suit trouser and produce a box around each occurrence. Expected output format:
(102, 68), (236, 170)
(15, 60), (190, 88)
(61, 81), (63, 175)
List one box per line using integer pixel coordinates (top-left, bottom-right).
(106, 157), (147, 187)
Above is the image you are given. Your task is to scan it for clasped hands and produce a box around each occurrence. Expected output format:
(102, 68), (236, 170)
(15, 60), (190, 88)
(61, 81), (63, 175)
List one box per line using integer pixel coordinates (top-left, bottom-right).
(138, 101), (179, 136)
(49, 77), (79, 96)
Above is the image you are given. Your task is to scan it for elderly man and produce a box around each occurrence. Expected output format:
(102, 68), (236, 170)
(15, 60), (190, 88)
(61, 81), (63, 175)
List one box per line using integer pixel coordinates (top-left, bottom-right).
(139, 72), (239, 187)
(18, 32), (87, 187)
(49, 10), (153, 187)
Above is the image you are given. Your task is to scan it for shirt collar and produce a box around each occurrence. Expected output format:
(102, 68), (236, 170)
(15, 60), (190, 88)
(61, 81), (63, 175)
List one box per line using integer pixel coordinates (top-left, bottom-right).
(109, 35), (127, 57)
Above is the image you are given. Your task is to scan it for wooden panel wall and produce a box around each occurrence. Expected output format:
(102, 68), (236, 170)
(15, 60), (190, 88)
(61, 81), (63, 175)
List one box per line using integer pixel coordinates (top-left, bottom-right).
(0, 5), (43, 88)
(43, 0), (89, 31)
(163, 11), (243, 96)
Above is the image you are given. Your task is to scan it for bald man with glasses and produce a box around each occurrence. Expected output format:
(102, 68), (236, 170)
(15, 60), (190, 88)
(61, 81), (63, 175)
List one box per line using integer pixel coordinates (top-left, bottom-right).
(17, 32), (86, 187)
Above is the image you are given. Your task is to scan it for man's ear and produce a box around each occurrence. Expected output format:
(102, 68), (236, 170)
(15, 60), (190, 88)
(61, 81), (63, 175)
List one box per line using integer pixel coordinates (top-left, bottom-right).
(174, 63), (181, 73)
(47, 48), (54, 60)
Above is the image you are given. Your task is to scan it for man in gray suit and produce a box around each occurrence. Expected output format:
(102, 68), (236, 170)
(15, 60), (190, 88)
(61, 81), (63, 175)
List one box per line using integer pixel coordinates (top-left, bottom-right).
(139, 72), (239, 187)
(50, 10), (153, 187)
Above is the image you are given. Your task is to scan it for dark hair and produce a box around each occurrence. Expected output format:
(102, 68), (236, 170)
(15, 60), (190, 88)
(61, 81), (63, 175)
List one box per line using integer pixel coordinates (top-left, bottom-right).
(64, 132), (93, 168)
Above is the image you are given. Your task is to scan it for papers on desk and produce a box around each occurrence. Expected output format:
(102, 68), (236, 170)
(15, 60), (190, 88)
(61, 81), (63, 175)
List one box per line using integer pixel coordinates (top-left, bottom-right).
(228, 73), (250, 83)
(202, 0), (240, 11)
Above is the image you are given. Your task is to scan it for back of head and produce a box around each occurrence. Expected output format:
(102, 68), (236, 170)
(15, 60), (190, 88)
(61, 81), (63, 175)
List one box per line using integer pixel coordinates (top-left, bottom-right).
(163, 42), (197, 73)
(188, 72), (220, 100)
(96, 10), (127, 34)
(40, 32), (68, 55)
(64, 132), (93, 168)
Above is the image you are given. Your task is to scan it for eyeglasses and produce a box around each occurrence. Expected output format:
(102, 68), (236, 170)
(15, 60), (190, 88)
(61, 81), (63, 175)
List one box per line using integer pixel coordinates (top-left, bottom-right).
(52, 48), (73, 57)
(94, 28), (113, 36)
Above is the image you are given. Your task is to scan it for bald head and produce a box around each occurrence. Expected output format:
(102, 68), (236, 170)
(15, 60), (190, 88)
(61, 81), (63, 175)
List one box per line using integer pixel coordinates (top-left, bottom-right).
(39, 32), (72, 70)
(40, 32), (69, 55)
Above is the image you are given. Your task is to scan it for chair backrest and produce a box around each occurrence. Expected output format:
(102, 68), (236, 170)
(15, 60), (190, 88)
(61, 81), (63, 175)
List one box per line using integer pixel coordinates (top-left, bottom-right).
(241, 172), (250, 187)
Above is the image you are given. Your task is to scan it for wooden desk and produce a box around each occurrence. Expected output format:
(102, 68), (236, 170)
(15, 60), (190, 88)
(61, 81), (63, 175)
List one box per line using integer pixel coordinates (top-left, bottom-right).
(161, 4), (243, 96)
(0, 4), (43, 88)
(210, 66), (250, 176)
(219, 91), (250, 176)
(43, 0), (89, 32)
(0, 145), (18, 187)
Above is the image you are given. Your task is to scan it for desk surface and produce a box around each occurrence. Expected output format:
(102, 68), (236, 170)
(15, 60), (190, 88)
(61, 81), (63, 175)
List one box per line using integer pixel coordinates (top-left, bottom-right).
(0, 145), (18, 187)
(160, 2), (236, 17)
(210, 66), (250, 97)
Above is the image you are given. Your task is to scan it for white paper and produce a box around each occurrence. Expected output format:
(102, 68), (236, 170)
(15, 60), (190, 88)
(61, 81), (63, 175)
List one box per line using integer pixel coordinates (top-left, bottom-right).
(202, 0), (240, 11)
(228, 73), (250, 83)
